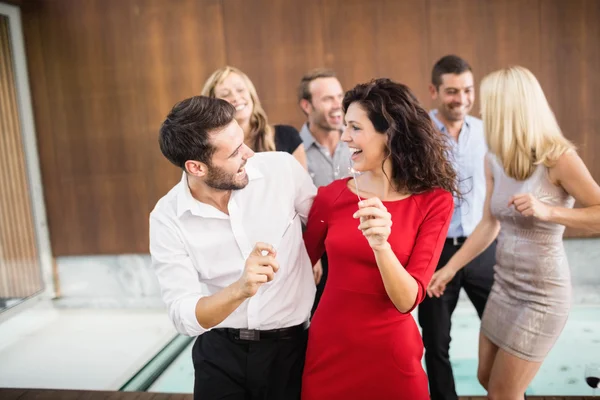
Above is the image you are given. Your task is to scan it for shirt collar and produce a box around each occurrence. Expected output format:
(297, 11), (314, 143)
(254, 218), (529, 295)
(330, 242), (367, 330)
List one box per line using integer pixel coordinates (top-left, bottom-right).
(430, 109), (471, 137)
(300, 123), (349, 154)
(429, 109), (446, 132)
(300, 123), (317, 149)
(176, 162), (264, 218)
(176, 173), (197, 217)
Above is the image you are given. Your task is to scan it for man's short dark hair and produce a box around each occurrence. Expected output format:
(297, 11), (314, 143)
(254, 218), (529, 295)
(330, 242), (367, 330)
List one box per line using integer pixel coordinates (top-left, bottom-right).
(431, 55), (472, 89)
(159, 96), (236, 170)
(297, 68), (338, 103)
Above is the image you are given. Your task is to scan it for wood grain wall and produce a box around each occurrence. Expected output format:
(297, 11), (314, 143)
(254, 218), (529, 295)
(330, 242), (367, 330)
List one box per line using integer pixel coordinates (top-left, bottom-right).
(0, 13), (43, 297)
(17, 0), (600, 255)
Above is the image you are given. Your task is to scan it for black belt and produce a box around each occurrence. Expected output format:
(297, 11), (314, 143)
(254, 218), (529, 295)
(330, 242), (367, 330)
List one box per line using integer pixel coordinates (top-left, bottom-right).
(213, 321), (308, 342)
(446, 236), (467, 246)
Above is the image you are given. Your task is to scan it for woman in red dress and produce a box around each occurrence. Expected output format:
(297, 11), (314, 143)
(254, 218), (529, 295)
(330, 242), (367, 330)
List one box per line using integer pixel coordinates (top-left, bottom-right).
(302, 78), (458, 400)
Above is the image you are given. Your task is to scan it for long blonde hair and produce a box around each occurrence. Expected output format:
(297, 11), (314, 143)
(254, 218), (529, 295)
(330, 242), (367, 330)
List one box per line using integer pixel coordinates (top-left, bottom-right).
(201, 66), (276, 152)
(480, 66), (574, 180)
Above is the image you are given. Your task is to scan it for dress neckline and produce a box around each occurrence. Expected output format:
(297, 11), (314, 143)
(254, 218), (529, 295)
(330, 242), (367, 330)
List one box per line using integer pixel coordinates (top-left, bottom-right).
(344, 177), (414, 204)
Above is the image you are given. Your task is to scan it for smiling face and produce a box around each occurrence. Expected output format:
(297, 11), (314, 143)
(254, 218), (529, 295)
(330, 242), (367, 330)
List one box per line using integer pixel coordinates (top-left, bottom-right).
(341, 102), (388, 173)
(213, 72), (254, 126)
(305, 77), (344, 131)
(203, 119), (255, 190)
(430, 71), (474, 123)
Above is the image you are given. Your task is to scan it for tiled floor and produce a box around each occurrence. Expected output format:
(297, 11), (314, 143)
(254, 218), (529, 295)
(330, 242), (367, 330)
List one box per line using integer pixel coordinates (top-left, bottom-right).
(0, 301), (176, 390)
(449, 304), (600, 396)
(0, 292), (598, 396)
(149, 302), (600, 396)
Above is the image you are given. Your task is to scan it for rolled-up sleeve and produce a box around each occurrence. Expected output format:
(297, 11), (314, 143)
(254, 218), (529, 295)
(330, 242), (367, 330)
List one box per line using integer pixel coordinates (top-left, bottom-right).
(289, 153), (317, 224)
(150, 215), (206, 336)
(404, 190), (454, 312)
(303, 186), (330, 266)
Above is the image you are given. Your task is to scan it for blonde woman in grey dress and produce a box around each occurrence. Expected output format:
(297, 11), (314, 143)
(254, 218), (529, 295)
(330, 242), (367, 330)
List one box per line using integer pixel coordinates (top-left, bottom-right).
(427, 66), (600, 400)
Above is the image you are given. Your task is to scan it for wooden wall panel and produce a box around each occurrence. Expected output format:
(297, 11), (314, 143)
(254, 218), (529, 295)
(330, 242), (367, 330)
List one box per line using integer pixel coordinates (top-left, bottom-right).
(0, 15), (43, 297)
(220, 0), (325, 128)
(540, 0), (600, 177)
(17, 0), (600, 255)
(426, 0), (542, 112)
(318, 0), (430, 103)
(372, 0), (430, 102)
(21, 0), (153, 255)
(320, 0), (381, 93)
(427, 0), (484, 66)
(131, 0), (228, 215)
(540, 0), (600, 237)
(22, 0), (227, 254)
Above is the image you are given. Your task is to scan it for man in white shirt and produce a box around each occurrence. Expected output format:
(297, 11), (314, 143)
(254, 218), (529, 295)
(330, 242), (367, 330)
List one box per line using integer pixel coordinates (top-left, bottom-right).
(150, 96), (317, 400)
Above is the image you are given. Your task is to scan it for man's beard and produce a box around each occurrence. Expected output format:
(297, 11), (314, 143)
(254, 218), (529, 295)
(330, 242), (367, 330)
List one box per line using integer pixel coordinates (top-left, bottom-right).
(315, 110), (342, 131)
(205, 163), (248, 191)
(442, 103), (470, 122)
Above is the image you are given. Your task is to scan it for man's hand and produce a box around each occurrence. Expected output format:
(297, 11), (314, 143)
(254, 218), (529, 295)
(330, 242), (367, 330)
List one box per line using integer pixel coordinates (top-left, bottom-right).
(236, 242), (280, 298)
(427, 265), (458, 298)
(313, 259), (323, 285)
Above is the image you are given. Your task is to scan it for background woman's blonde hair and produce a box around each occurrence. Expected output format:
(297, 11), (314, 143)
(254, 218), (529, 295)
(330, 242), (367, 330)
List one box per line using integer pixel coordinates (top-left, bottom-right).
(201, 66), (275, 152)
(480, 66), (574, 180)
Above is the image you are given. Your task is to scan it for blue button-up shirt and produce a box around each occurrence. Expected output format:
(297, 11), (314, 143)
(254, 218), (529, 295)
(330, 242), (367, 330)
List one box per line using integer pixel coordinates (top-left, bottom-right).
(430, 110), (487, 238)
(299, 123), (352, 188)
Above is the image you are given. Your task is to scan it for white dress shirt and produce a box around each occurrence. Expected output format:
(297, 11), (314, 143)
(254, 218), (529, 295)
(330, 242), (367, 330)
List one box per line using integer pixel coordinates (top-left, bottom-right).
(150, 152), (317, 337)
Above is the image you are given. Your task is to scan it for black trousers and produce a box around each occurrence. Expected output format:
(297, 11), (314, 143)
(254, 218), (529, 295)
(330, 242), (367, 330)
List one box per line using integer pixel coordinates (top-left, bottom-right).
(418, 240), (496, 400)
(192, 328), (308, 400)
(311, 252), (328, 316)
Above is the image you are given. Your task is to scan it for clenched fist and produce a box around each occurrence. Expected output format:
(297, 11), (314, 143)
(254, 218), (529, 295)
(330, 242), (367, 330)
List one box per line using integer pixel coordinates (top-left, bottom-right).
(237, 242), (280, 298)
(508, 193), (552, 220)
(353, 197), (392, 252)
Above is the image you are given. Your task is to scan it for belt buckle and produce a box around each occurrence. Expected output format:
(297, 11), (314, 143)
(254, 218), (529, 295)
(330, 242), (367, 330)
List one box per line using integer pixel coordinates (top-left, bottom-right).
(453, 237), (459, 246)
(238, 329), (260, 341)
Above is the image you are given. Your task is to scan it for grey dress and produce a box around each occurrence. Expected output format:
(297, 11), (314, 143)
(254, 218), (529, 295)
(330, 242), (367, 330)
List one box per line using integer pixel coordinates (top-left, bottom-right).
(482, 153), (575, 362)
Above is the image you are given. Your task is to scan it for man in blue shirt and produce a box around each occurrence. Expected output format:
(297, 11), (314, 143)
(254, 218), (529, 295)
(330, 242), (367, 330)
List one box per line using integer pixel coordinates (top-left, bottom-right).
(418, 55), (496, 400)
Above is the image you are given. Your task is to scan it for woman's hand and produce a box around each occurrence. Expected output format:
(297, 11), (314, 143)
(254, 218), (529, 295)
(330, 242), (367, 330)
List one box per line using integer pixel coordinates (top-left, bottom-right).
(508, 193), (553, 221)
(353, 198), (392, 252)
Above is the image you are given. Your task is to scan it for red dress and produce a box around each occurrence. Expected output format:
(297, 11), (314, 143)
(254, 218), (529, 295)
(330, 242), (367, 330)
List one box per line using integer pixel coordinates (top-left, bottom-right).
(302, 178), (453, 400)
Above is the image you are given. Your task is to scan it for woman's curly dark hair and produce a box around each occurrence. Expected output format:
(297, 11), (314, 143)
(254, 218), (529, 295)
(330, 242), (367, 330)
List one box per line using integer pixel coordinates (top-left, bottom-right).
(342, 78), (459, 197)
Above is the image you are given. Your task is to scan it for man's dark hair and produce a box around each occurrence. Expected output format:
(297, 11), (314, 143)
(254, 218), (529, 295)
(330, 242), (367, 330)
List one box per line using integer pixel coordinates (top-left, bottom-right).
(158, 96), (236, 170)
(297, 68), (338, 103)
(431, 55), (472, 89)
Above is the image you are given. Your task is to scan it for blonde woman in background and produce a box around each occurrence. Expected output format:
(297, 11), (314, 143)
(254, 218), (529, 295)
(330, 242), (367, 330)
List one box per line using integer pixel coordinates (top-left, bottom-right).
(428, 66), (600, 399)
(202, 66), (307, 169)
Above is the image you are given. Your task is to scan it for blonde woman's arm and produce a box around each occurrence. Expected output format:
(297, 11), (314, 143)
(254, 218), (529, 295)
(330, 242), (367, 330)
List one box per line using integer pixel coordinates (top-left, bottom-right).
(427, 156), (501, 298)
(509, 150), (600, 232)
